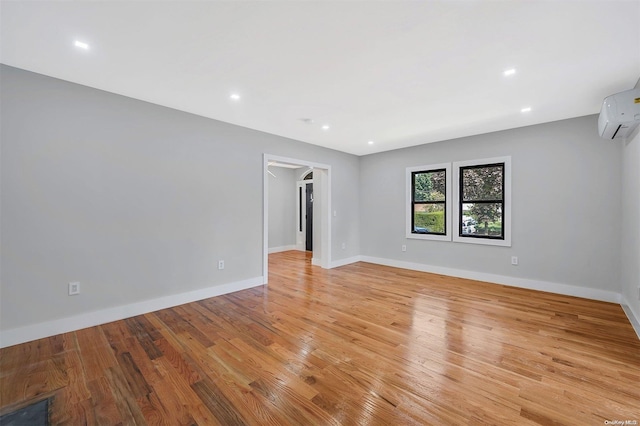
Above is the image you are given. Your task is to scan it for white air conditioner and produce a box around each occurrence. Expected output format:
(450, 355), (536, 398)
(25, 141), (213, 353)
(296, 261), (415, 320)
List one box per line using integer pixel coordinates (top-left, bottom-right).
(598, 87), (640, 140)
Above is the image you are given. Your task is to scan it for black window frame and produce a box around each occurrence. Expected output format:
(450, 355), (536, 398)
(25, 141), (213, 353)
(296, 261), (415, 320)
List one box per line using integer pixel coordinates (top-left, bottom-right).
(458, 162), (505, 240)
(411, 168), (447, 236)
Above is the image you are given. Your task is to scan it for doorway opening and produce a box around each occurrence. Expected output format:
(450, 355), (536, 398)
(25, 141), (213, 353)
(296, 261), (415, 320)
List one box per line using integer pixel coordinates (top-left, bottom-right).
(297, 169), (313, 252)
(263, 154), (331, 283)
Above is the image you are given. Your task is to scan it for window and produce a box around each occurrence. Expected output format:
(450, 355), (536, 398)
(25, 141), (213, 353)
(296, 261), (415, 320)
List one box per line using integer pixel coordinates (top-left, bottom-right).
(406, 163), (451, 241)
(453, 156), (511, 246)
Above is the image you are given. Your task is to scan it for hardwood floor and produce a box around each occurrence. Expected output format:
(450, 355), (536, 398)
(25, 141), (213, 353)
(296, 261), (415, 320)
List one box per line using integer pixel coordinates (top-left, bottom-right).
(1, 250), (639, 425)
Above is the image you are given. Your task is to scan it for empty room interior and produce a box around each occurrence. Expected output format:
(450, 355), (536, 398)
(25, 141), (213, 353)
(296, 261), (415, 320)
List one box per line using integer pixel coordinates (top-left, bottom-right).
(1, 1), (640, 425)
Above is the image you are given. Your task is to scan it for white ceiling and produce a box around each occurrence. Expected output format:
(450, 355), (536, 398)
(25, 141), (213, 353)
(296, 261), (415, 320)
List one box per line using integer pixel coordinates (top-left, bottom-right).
(1, 1), (639, 156)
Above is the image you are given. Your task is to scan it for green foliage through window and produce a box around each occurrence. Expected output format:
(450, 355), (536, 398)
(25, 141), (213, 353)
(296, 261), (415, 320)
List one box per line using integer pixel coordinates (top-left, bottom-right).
(414, 170), (446, 201)
(459, 163), (504, 239)
(412, 169), (446, 235)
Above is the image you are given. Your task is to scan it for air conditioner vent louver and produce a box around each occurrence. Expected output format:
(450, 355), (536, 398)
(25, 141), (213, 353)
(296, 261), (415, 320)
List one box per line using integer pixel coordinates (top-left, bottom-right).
(598, 87), (640, 140)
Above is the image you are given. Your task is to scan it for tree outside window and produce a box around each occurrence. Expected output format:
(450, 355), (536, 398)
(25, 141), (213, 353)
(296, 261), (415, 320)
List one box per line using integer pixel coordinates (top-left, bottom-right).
(407, 163), (452, 241)
(459, 163), (505, 239)
(412, 169), (446, 235)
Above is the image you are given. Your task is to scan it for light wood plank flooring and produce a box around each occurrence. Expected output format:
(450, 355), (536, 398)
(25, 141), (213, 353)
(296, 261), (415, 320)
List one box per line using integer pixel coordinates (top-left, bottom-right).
(1, 251), (639, 424)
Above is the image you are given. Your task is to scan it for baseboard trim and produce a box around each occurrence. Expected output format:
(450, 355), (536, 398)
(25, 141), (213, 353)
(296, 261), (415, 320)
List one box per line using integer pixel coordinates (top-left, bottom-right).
(268, 245), (297, 254)
(329, 255), (362, 268)
(352, 255), (637, 339)
(621, 297), (640, 340)
(0, 276), (264, 349)
(359, 256), (621, 304)
(2, 257), (634, 348)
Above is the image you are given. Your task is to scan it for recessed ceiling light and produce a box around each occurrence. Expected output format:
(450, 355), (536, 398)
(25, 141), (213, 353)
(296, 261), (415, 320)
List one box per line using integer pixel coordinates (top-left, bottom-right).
(368, 141), (374, 145)
(503, 68), (516, 76)
(322, 125), (330, 131)
(521, 107), (532, 113)
(230, 93), (241, 101)
(74, 40), (89, 50)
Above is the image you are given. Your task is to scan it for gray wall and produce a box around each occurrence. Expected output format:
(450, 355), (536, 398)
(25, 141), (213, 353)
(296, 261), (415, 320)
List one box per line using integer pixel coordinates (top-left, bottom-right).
(1, 63), (635, 338)
(360, 115), (623, 293)
(622, 126), (640, 321)
(0, 65), (360, 331)
(268, 167), (296, 249)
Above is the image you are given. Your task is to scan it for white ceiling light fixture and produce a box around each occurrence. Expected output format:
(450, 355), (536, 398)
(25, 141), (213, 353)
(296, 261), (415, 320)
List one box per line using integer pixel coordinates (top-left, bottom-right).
(322, 124), (330, 131)
(74, 40), (89, 50)
(521, 107), (532, 113)
(230, 93), (241, 101)
(503, 68), (516, 76)
(368, 140), (374, 145)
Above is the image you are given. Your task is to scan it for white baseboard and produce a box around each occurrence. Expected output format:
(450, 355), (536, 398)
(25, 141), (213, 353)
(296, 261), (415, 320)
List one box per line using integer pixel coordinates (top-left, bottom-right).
(359, 256), (621, 304)
(621, 296), (640, 340)
(2, 257), (635, 348)
(0, 276), (264, 349)
(330, 255), (362, 268)
(361, 254), (637, 340)
(268, 245), (297, 254)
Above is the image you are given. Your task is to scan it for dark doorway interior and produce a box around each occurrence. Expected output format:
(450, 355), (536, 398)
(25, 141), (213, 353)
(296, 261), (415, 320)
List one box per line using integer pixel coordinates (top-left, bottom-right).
(305, 183), (313, 252)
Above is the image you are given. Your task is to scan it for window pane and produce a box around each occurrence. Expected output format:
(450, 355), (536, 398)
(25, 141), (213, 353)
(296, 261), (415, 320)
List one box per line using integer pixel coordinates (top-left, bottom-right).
(462, 165), (503, 201)
(461, 203), (503, 237)
(414, 170), (446, 201)
(413, 203), (445, 234)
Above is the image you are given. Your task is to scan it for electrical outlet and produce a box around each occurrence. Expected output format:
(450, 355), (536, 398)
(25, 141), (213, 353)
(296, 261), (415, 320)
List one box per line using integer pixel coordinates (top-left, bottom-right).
(341, 242), (346, 249)
(218, 260), (225, 270)
(402, 245), (407, 252)
(69, 282), (80, 295)
(511, 256), (518, 266)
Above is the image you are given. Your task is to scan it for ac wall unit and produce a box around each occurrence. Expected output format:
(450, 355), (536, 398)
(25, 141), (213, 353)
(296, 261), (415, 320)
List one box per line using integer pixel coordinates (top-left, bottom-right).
(598, 87), (640, 140)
